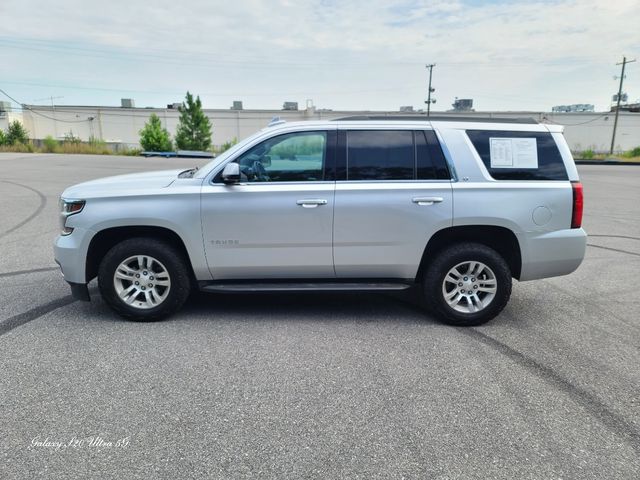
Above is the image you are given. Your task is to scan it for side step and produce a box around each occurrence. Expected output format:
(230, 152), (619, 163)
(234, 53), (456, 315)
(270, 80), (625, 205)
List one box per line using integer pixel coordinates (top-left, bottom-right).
(200, 282), (412, 293)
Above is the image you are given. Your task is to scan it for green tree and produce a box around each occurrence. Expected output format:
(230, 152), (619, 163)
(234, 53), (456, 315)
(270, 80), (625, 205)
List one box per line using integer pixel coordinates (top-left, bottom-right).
(0, 129), (6, 146)
(175, 92), (212, 151)
(139, 114), (173, 151)
(6, 120), (29, 145)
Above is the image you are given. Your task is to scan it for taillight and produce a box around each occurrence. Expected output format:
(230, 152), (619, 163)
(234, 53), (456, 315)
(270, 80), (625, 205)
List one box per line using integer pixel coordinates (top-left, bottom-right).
(571, 182), (583, 229)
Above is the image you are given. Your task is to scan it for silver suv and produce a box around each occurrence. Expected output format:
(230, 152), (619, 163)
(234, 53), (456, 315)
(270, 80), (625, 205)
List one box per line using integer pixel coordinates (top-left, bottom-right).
(54, 116), (586, 326)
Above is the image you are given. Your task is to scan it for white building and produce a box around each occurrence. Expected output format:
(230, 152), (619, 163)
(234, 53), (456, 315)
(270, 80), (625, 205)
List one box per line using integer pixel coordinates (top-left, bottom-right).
(7, 103), (640, 153)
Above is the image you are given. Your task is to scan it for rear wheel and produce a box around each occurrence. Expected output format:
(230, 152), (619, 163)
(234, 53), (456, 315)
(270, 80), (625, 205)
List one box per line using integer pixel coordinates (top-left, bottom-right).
(98, 238), (191, 321)
(423, 242), (512, 326)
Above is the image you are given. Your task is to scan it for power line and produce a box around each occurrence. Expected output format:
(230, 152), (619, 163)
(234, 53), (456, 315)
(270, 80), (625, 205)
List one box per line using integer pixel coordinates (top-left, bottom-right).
(542, 113), (612, 126)
(0, 37), (614, 69)
(0, 88), (89, 123)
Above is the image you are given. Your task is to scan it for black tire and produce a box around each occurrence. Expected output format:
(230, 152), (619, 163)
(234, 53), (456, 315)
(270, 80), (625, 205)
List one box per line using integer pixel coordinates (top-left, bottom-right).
(98, 237), (191, 321)
(423, 242), (512, 326)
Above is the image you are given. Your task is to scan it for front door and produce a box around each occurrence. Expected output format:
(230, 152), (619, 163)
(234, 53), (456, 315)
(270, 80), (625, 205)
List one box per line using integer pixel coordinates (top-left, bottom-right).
(201, 130), (336, 279)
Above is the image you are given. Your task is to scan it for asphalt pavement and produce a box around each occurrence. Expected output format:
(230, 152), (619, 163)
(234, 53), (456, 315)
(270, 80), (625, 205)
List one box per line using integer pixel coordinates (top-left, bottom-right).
(0, 153), (638, 479)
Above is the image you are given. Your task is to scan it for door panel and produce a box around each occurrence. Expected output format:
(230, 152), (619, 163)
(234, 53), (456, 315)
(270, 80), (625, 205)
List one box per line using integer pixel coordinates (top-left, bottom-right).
(201, 183), (335, 279)
(333, 182), (453, 279)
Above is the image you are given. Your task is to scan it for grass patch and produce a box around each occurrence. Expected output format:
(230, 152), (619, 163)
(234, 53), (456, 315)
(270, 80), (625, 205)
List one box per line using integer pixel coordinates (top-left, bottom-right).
(573, 146), (640, 163)
(0, 141), (142, 156)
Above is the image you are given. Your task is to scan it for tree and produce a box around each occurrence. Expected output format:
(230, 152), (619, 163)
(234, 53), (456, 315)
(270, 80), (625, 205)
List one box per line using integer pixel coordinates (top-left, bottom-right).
(175, 91), (212, 151)
(139, 113), (173, 151)
(0, 129), (6, 146)
(6, 120), (29, 145)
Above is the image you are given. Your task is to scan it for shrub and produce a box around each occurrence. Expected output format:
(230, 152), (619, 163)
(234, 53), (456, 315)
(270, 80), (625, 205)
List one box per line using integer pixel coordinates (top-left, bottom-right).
(6, 120), (29, 145)
(581, 149), (595, 159)
(63, 131), (82, 144)
(626, 146), (640, 158)
(0, 129), (6, 146)
(42, 135), (59, 153)
(139, 114), (173, 151)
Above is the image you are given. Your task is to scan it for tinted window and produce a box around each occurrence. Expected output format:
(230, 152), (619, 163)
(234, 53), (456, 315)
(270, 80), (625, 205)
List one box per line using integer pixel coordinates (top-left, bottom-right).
(417, 130), (450, 180)
(233, 132), (326, 182)
(466, 130), (568, 180)
(347, 130), (413, 180)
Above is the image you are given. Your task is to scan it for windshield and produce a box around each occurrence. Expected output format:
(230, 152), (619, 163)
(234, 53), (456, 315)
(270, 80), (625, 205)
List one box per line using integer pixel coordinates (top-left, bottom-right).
(194, 129), (267, 178)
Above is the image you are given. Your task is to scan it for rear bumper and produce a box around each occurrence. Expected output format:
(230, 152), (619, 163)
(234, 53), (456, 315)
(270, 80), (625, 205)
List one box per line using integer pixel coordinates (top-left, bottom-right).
(519, 228), (587, 281)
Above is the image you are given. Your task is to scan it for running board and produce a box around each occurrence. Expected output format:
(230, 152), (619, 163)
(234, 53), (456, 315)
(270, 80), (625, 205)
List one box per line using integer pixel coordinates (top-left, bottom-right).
(200, 282), (412, 293)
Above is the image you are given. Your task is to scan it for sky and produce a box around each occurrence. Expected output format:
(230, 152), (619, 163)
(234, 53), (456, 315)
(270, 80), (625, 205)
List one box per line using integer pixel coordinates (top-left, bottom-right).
(0, 0), (638, 113)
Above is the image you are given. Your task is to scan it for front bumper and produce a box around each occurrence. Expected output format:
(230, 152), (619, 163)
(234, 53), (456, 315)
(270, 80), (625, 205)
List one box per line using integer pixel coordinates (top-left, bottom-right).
(53, 226), (93, 285)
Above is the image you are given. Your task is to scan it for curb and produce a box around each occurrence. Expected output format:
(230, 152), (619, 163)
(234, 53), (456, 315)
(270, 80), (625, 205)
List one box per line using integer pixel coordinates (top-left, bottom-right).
(575, 160), (640, 166)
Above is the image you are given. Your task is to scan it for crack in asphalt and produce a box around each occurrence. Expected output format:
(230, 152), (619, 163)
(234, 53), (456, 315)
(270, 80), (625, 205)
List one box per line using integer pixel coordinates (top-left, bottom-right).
(464, 328), (640, 452)
(382, 294), (640, 451)
(587, 243), (640, 257)
(0, 180), (48, 240)
(0, 267), (59, 278)
(589, 234), (640, 242)
(0, 295), (77, 337)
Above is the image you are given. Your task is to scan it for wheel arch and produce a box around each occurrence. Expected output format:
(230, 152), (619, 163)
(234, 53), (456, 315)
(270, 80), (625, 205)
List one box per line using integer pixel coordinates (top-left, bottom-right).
(85, 225), (196, 283)
(416, 225), (522, 281)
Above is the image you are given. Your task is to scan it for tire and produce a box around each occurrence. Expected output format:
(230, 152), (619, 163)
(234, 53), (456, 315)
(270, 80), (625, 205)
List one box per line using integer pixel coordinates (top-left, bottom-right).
(422, 242), (512, 326)
(98, 237), (191, 321)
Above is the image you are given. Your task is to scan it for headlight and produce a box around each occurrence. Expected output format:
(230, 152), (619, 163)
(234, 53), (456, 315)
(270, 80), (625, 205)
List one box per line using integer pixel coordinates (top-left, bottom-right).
(59, 199), (85, 235)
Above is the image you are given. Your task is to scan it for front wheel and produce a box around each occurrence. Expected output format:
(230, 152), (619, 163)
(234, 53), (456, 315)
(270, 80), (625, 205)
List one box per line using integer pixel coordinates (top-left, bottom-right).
(423, 242), (512, 326)
(98, 238), (191, 321)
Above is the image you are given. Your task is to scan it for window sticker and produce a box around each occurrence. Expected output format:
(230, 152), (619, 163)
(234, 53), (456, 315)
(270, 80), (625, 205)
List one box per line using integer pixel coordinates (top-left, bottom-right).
(489, 137), (538, 169)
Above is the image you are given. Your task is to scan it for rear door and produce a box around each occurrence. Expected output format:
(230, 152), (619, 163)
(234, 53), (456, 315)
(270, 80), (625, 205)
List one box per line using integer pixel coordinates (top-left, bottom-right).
(333, 128), (453, 279)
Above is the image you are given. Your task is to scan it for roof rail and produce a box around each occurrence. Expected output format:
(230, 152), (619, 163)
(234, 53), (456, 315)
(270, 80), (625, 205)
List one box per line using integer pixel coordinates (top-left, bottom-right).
(332, 115), (538, 124)
(268, 116), (287, 127)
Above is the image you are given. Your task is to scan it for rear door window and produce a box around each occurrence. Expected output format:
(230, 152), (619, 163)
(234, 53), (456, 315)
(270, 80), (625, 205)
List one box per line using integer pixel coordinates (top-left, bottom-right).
(466, 130), (568, 180)
(345, 130), (450, 181)
(417, 130), (451, 180)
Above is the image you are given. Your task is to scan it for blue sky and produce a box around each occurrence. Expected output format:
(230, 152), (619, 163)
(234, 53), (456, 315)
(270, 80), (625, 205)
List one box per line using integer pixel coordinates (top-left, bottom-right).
(0, 0), (638, 112)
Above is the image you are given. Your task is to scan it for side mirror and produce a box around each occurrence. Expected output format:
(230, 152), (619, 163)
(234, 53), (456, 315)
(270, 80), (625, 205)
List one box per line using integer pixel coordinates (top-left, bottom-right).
(221, 163), (241, 184)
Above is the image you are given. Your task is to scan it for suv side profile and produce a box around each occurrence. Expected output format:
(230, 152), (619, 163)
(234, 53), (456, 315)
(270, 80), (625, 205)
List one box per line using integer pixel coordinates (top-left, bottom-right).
(54, 116), (586, 326)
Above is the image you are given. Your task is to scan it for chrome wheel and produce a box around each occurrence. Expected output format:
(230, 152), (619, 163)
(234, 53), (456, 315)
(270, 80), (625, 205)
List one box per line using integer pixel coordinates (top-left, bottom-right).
(113, 255), (171, 310)
(442, 261), (497, 314)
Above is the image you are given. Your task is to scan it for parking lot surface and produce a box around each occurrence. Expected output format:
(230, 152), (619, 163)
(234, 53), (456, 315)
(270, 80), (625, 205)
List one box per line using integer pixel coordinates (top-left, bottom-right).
(1, 153), (638, 479)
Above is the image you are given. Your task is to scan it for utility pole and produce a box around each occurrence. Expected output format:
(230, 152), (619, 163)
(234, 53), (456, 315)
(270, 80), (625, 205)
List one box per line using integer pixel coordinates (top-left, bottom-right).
(425, 64), (436, 117)
(35, 95), (64, 139)
(610, 56), (635, 154)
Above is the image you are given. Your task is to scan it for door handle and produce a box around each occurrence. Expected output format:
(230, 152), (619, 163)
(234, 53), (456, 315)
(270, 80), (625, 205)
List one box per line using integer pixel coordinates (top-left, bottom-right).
(297, 199), (328, 208)
(412, 196), (443, 206)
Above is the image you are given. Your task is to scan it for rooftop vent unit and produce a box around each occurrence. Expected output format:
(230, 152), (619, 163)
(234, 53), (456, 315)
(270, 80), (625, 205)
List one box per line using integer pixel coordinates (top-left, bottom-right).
(120, 98), (135, 108)
(231, 101), (243, 110)
(450, 98), (474, 112)
(167, 103), (182, 109)
(282, 101), (298, 111)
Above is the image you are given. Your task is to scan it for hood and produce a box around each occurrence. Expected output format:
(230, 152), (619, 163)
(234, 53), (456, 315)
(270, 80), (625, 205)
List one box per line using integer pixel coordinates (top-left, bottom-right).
(61, 169), (185, 199)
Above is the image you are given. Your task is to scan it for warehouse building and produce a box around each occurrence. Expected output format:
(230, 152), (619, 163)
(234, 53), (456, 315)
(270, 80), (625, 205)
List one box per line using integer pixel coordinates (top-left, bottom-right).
(2, 100), (639, 153)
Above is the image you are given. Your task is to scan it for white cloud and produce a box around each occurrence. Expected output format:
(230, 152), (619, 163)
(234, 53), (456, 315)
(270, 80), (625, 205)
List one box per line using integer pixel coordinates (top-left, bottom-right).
(0, 0), (638, 111)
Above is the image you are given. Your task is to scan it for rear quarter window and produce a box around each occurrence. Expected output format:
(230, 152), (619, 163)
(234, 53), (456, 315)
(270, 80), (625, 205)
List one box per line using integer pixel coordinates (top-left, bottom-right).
(466, 130), (568, 180)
